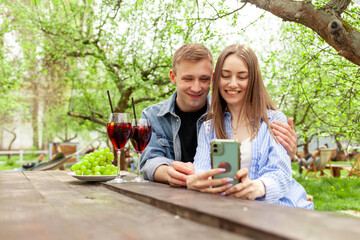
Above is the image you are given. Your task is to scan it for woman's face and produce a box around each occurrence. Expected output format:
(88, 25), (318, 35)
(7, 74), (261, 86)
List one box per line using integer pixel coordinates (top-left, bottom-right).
(219, 54), (249, 108)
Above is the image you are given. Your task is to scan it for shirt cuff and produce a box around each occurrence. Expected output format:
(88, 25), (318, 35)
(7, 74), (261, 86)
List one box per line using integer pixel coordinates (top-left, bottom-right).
(141, 157), (174, 182)
(258, 177), (281, 203)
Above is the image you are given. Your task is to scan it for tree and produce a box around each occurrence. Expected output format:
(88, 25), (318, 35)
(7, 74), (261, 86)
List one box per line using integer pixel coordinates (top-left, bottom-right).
(263, 22), (360, 152)
(242, 0), (360, 66)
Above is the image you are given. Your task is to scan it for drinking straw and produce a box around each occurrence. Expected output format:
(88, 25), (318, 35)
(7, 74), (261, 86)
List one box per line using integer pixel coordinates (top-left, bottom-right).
(131, 97), (137, 126)
(107, 90), (114, 113)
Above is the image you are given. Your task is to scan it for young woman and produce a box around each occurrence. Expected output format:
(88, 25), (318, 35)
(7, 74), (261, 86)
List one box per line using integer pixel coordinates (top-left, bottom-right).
(187, 44), (313, 209)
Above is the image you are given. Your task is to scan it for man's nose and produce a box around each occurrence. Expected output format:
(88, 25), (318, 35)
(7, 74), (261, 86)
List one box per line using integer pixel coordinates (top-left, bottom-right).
(191, 79), (201, 92)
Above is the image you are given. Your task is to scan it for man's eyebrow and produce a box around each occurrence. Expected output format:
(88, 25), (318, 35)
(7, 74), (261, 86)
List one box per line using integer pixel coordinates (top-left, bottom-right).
(200, 75), (211, 78)
(181, 74), (194, 78)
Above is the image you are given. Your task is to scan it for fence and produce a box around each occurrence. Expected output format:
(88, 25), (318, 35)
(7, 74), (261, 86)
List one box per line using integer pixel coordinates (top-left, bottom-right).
(0, 150), (48, 166)
(0, 142), (80, 167)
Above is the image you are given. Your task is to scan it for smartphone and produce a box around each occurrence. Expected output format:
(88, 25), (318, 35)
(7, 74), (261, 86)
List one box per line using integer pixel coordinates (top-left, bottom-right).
(211, 139), (241, 186)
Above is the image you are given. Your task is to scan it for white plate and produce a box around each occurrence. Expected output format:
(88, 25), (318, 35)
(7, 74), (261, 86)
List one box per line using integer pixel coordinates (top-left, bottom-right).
(68, 171), (129, 182)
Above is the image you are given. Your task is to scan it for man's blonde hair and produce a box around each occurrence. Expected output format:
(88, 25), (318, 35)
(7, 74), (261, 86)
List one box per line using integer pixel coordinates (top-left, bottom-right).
(172, 43), (213, 75)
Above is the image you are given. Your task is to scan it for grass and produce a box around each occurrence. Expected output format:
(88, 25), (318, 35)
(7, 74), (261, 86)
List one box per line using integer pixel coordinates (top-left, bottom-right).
(291, 162), (360, 215)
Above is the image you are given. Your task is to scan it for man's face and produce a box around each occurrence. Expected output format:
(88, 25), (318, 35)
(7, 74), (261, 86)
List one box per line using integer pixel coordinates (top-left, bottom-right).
(170, 59), (213, 112)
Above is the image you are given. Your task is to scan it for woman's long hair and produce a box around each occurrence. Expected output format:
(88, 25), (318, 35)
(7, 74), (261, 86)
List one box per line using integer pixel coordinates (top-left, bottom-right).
(207, 44), (277, 140)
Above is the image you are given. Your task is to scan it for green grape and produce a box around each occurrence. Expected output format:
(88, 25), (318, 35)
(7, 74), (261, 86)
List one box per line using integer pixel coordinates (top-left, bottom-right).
(106, 164), (112, 170)
(94, 171), (101, 175)
(92, 161), (99, 167)
(105, 147), (110, 153)
(100, 166), (106, 174)
(103, 169), (111, 175)
(111, 165), (117, 171)
(87, 162), (92, 169)
(82, 160), (89, 169)
(93, 151), (100, 157)
(84, 169), (92, 175)
(71, 163), (80, 171)
(107, 153), (114, 161)
(80, 165), (87, 172)
(94, 166), (100, 172)
(75, 170), (82, 175)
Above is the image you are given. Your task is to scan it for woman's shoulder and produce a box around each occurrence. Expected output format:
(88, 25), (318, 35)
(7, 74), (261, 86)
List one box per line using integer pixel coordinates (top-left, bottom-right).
(202, 119), (214, 132)
(266, 109), (287, 124)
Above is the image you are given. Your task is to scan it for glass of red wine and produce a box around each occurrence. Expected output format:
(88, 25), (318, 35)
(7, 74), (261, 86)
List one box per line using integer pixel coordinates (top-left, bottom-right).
(106, 113), (132, 183)
(130, 118), (152, 182)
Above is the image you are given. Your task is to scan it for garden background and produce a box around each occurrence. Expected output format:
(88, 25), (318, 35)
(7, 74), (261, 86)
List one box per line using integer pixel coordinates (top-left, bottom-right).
(1, 0), (359, 215)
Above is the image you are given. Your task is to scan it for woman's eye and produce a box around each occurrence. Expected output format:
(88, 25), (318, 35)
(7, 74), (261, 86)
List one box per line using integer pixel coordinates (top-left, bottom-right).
(222, 75), (230, 79)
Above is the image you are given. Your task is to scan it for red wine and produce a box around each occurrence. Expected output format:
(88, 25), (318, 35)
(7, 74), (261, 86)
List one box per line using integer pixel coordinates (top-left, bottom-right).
(130, 125), (152, 152)
(107, 122), (131, 150)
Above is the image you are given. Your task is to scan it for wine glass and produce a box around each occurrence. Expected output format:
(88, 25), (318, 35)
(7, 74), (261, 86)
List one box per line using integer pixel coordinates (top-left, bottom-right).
(106, 113), (132, 183)
(130, 118), (152, 182)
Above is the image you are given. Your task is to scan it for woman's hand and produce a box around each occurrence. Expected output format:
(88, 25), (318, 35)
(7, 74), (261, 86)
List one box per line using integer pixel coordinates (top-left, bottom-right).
(224, 168), (265, 200)
(186, 168), (233, 194)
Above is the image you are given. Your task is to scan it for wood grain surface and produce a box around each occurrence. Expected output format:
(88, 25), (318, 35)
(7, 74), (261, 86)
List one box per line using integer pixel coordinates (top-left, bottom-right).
(2, 171), (360, 240)
(0, 171), (248, 240)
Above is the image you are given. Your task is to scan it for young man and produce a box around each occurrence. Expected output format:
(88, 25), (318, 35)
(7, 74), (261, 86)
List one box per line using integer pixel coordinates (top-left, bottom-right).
(140, 43), (297, 187)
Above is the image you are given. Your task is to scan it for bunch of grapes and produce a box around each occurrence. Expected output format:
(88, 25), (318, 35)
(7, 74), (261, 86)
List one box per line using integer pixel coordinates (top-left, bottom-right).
(71, 147), (117, 175)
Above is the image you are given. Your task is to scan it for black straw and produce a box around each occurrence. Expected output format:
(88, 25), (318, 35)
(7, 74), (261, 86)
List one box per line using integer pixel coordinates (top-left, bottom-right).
(107, 90), (114, 113)
(131, 97), (137, 126)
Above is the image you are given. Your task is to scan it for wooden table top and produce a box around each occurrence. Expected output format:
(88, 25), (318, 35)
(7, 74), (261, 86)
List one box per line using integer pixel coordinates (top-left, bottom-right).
(1, 171), (360, 240)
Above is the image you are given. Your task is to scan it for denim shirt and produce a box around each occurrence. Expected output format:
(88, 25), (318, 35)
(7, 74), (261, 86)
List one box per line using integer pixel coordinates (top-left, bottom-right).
(140, 91), (211, 181)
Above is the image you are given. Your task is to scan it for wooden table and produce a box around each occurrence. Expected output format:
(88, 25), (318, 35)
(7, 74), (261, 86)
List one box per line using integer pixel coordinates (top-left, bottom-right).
(1, 171), (360, 240)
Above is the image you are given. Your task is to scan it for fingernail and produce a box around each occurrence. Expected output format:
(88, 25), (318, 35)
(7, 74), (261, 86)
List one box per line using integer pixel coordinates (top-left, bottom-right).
(220, 192), (226, 196)
(233, 176), (238, 180)
(226, 178), (233, 183)
(218, 168), (226, 172)
(226, 184), (233, 189)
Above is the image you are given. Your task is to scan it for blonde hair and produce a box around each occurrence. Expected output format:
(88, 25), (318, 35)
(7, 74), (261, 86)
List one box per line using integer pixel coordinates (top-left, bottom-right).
(172, 43), (213, 75)
(208, 44), (277, 140)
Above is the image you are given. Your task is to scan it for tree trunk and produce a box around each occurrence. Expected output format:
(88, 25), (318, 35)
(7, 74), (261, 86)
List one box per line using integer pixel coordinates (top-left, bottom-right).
(303, 141), (309, 155)
(4, 128), (16, 160)
(31, 83), (39, 149)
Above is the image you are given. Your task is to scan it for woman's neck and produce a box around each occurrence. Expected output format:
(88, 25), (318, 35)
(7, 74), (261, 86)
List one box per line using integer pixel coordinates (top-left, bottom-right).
(227, 105), (245, 126)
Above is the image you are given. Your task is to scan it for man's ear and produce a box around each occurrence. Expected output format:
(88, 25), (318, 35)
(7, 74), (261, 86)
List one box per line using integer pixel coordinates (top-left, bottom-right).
(170, 70), (176, 84)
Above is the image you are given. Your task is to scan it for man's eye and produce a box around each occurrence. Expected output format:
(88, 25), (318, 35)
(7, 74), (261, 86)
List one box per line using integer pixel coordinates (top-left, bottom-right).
(184, 78), (193, 81)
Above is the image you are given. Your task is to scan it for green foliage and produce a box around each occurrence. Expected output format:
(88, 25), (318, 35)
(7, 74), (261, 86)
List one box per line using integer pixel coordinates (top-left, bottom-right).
(264, 21), (360, 150)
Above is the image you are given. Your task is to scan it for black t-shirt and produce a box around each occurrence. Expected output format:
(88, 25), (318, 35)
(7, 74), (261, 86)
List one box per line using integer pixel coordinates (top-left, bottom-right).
(175, 103), (207, 163)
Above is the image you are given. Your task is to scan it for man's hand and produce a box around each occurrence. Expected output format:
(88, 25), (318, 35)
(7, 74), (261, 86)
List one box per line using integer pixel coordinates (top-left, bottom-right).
(166, 161), (195, 187)
(271, 118), (297, 159)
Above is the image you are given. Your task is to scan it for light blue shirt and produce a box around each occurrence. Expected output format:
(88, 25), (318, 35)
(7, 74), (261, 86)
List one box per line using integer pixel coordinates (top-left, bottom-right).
(193, 110), (314, 209)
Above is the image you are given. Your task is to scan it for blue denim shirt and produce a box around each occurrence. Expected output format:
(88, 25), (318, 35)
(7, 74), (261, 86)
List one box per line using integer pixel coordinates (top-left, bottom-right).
(140, 91), (211, 181)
